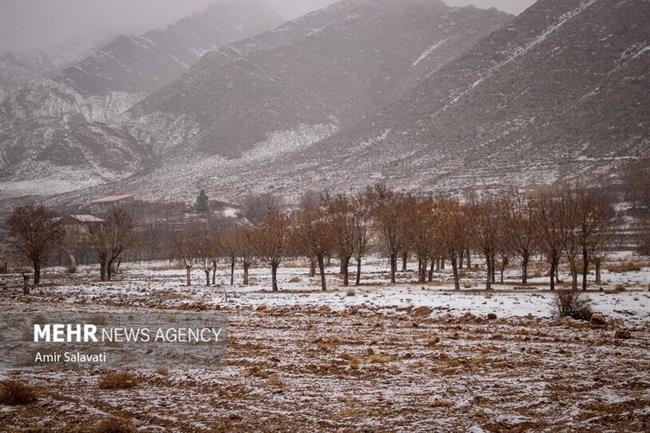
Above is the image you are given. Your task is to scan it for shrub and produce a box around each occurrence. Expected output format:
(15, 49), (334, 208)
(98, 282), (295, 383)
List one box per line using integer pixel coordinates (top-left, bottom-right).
(554, 290), (593, 321)
(607, 262), (641, 273)
(0, 380), (38, 405)
(97, 372), (138, 390)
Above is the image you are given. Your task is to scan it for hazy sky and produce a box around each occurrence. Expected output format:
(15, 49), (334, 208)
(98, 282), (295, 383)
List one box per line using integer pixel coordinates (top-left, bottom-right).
(0, 0), (536, 53)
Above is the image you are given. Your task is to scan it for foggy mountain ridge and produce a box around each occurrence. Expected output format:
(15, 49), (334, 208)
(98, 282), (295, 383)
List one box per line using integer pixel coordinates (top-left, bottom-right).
(0, 1), (284, 198)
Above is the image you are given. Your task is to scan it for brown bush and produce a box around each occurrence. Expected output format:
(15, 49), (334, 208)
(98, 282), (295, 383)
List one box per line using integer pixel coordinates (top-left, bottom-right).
(607, 262), (641, 273)
(97, 371), (139, 390)
(0, 380), (38, 405)
(554, 290), (593, 321)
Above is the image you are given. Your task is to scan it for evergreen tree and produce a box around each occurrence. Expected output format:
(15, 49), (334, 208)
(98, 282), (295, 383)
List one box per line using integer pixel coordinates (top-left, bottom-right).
(194, 189), (209, 213)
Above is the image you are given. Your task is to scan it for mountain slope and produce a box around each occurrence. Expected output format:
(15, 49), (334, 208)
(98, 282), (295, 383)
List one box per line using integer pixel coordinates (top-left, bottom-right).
(104, 0), (650, 204)
(44, 0), (512, 204)
(123, 0), (511, 158)
(0, 1), (282, 199)
(301, 0), (650, 193)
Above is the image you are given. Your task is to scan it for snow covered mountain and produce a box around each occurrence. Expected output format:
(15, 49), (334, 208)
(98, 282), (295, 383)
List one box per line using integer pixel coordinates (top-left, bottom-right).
(122, 0), (510, 159)
(306, 0), (650, 194)
(5, 0), (647, 205)
(0, 1), (282, 198)
(0, 35), (111, 100)
(110, 0), (645, 203)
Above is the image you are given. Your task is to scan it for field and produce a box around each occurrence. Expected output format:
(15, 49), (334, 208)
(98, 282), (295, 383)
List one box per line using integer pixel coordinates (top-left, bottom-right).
(1, 255), (649, 432)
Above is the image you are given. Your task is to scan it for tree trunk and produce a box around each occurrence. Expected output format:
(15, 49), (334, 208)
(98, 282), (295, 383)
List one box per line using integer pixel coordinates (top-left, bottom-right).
(22, 274), (30, 295)
(570, 261), (578, 291)
(440, 258), (445, 270)
(491, 255), (496, 284)
(485, 254), (492, 291)
(418, 256), (426, 283)
(595, 259), (602, 285)
(466, 250), (472, 268)
(549, 258), (556, 291)
(317, 254), (327, 291)
(451, 256), (460, 290)
(309, 257), (316, 278)
(341, 256), (349, 286)
(100, 259), (107, 282)
(243, 261), (250, 285)
(355, 257), (362, 286)
(428, 259), (434, 282)
(485, 252), (494, 290)
(555, 264), (561, 284)
(32, 259), (41, 286)
(435, 257), (440, 271)
(107, 258), (114, 281)
(186, 266), (192, 286)
(212, 260), (217, 285)
(459, 251), (464, 269)
(521, 252), (529, 285)
(230, 254), (235, 285)
(205, 269), (211, 286)
(581, 249), (589, 291)
(271, 263), (279, 292)
(401, 251), (408, 271)
(389, 253), (397, 284)
(500, 267), (504, 284)
(67, 251), (77, 274)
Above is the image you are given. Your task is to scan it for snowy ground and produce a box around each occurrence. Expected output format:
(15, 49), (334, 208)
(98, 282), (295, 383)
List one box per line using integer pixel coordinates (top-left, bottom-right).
(1, 255), (649, 432)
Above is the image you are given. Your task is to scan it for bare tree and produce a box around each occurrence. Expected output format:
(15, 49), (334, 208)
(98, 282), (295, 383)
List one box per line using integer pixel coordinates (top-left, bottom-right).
(574, 187), (610, 290)
(403, 195), (435, 283)
(532, 189), (566, 291)
(173, 225), (200, 286)
(88, 209), (135, 281)
(326, 194), (355, 286)
(242, 193), (282, 223)
(369, 185), (406, 284)
(251, 210), (289, 292)
(295, 196), (334, 291)
(195, 226), (217, 286)
(7, 205), (63, 286)
(350, 192), (372, 286)
(508, 196), (536, 284)
(437, 198), (467, 290)
(469, 198), (500, 290)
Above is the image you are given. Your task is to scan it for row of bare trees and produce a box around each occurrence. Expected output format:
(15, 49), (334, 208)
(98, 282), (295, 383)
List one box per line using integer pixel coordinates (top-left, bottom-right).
(5, 206), (134, 289)
(2, 183), (615, 292)
(167, 184), (612, 292)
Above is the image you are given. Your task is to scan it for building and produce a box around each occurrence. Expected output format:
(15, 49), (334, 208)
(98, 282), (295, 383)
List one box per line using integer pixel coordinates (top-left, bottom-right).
(90, 194), (135, 214)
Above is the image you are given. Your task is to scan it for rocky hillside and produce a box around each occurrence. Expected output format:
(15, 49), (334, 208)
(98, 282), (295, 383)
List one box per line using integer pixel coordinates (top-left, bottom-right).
(301, 0), (650, 194)
(123, 0), (510, 158)
(100, 0), (650, 204)
(0, 1), (282, 198)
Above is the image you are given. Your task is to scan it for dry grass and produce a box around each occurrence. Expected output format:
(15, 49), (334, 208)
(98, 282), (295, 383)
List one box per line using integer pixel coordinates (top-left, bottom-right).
(607, 262), (641, 273)
(0, 380), (38, 405)
(73, 418), (135, 433)
(97, 371), (139, 390)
